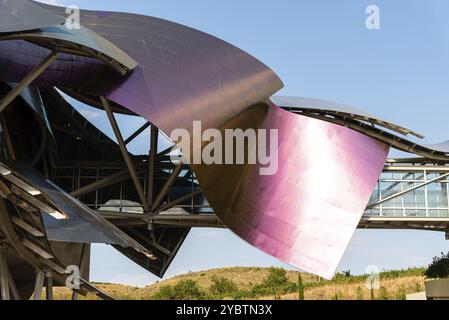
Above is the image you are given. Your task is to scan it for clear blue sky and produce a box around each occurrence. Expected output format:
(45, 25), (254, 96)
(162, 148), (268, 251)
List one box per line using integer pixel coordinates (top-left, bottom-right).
(37, 0), (449, 286)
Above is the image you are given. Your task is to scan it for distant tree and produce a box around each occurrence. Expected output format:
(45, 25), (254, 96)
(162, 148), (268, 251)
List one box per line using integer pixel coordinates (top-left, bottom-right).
(297, 274), (305, 300)
(424, 252), (449, 279)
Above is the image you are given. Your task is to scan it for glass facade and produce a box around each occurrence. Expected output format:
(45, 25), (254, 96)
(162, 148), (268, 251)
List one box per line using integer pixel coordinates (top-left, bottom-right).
(365, 170), (449, 218)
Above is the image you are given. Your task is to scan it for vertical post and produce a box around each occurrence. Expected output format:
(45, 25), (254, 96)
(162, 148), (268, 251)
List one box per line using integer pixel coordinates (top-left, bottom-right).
(45, 270), (53, 300)
(33, 270), (45, 300)
(148, 125), (159, 207)
(424, 170), (429, 217)
(4, 264), (20, 300)
(0, 247), (10, 300)
(71, 291), (79, 300)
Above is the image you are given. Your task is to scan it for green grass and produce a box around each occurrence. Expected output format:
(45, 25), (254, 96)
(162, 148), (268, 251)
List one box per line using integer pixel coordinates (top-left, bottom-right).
(50, 266), (426, 300)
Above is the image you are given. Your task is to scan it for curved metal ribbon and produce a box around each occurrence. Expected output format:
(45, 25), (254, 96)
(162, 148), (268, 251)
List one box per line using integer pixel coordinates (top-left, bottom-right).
(0, 2), (393, 278)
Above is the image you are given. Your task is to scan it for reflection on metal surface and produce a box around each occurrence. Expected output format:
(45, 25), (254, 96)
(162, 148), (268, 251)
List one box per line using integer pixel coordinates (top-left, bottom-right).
(272, 96), (423, 138)
(3, 162), (154, 260)
(0, 25), (138, 75)
(275, 97), (449, 161)
(11, 3), (284, 129)
(191, 104), (389, 279)
(0, 0), (64, 34)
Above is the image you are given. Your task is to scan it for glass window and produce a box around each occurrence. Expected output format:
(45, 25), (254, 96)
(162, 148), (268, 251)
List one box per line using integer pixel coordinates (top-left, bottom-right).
(427, 182), (449, 208)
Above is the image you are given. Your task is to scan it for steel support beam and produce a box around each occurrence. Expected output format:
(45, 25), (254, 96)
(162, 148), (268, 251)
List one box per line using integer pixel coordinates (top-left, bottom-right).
(70, 161), (146, 197)
(125, 122), (151, 145)
(147, 125), (159, 206)
(0, 113), (15, 160)
(101, 97), (150, 212)
(33, 270), (45, 300)
(0, 248), (10, 300)
(158, 191), (202, 213)
(151, 164), (183, 212)
(4, 261), (19, 300)
(0, 51), (57, 112)
(45, 270), (53, 300)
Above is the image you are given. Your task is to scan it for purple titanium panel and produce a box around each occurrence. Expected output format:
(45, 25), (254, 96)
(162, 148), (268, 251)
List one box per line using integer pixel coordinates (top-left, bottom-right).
(2, 3), (284, 133)
(190, 103), (389, 279)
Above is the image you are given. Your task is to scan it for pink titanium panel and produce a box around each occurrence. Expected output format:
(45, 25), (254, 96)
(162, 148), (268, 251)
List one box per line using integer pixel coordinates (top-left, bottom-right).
(193, 103), (390, 279)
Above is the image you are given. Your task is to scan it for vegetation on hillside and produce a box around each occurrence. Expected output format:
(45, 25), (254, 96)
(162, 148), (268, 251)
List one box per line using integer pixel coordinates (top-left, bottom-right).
(48, 266), (426, 300)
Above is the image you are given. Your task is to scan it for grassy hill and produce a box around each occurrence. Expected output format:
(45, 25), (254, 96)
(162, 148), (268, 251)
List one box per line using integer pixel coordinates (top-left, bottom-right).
(48, 267), (426, 300)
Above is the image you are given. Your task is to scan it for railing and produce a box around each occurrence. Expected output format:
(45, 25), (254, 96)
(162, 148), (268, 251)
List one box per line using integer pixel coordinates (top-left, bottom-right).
(365, 165), (449, 218)
(56, 162), (449, 232)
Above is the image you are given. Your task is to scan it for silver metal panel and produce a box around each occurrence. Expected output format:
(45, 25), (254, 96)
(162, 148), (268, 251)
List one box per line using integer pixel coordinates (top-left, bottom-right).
(0, 0), (64, 34)
(272, 96), (423, 138)
(3, 162), (153, 259)
(423, 141), (449, 154)
(0, 25), (138, 73)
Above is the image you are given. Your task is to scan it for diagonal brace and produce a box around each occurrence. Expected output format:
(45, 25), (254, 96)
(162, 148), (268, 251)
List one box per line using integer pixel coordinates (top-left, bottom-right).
(101, 97), (150, 212)
(151, 164), (183, 212)
(0, 51), (57, 112)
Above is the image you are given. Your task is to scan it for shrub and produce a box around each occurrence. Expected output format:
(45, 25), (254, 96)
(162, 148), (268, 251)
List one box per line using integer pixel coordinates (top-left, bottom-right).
(356, 287), (364, 300)
(265, 267), (289, 287)
(209, 276), (238, 296)
(152, 284), (174, 300)
(379, 287), (389, 300)
(153, 280), (204, 300)
(251, 268), (296, 296)
(424, 252), (449, 279)
(414, 282), (422, 292)
(395, 286), (406, 300)
(297, 274), (305, 300)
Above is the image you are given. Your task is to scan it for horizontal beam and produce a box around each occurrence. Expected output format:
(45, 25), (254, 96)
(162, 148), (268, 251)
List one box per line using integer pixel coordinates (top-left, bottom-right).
(70, 162), (146, 197)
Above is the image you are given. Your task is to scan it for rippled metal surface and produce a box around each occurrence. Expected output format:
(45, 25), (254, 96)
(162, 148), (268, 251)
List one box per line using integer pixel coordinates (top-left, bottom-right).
(12, 3), (284, 131)
(0, 0), (64, 34)
(191, 103), (389, 278)
(0, 25), (138, 73)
